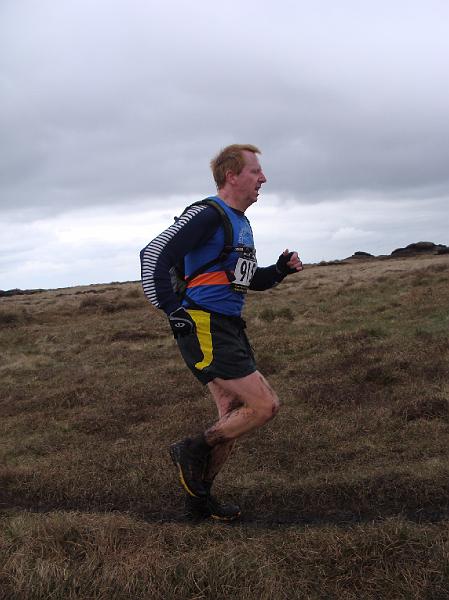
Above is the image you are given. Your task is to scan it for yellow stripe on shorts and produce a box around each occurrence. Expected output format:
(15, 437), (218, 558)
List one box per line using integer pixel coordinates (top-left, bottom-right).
(187, 309), (213, 370)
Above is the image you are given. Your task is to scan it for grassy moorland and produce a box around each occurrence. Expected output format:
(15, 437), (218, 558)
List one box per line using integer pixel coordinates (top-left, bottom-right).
(1, 253), (449, 600)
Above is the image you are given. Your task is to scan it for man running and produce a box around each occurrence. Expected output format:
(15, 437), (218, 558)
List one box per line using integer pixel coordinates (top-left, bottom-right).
(140, 144), (303, 520)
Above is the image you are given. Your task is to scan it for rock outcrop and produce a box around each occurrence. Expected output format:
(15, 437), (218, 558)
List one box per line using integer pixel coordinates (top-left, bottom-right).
(0, 288), (45, 297)
(349, 251), (375, 259)
(317, 241), (448, 267)
(391, 242), (448, 257)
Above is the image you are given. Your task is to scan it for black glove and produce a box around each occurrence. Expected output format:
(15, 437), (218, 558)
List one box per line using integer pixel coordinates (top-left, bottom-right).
(275, 251), (298, 276)
(168, 307), (196, 338)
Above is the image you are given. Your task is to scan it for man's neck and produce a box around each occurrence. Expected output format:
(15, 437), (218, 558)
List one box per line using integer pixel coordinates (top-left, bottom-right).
(217, 189), (248, 213)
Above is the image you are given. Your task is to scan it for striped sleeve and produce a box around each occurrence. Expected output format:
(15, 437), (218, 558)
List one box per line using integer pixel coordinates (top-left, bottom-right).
(140, 204), (221, 315)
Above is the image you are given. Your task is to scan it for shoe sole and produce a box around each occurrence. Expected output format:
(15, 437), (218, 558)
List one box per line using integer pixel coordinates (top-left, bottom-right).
(169, 444), (203, 499)
(186, 504), (241, 521)
(186, 509), (241, 522)
(210, 511), (241, 522)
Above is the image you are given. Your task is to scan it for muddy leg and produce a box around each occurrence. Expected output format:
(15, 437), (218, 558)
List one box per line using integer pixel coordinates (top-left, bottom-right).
(203, 371), (280, 480)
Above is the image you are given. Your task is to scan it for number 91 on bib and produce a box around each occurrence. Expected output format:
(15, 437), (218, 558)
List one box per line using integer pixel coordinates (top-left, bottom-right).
(231, 249), (258, 293)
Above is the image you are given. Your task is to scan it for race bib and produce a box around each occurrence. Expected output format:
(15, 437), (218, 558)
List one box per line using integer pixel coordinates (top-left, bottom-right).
(231, 248), (257, 293)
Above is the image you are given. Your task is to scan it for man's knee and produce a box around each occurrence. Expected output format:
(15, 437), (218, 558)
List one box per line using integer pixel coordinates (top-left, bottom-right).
(268, 392), (280, 420)
(212, 373), (280, 425)
(271, 394), (281, 418)
(256, 392), (280, 424)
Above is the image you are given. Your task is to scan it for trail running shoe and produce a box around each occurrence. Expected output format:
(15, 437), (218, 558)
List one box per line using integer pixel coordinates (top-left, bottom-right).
(185, 493), (241, 521)
(169, 438), (210, 498)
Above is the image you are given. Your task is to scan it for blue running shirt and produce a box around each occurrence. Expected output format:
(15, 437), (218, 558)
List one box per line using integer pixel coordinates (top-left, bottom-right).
(140, 196), (285, 317)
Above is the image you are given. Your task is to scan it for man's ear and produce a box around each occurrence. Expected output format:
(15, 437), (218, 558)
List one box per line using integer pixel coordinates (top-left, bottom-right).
(225, 169), (237, 185)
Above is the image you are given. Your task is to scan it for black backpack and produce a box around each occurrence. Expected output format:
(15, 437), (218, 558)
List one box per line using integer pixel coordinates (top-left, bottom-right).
(170, 198), (234, 300)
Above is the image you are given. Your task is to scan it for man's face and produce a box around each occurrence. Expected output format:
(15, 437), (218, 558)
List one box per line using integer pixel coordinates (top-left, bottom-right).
(233, 150), (267, 207)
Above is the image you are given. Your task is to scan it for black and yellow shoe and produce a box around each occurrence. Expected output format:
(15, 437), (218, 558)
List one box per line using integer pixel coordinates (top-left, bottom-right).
(185, 493), (241, 521)
(169, 438), (210, 498)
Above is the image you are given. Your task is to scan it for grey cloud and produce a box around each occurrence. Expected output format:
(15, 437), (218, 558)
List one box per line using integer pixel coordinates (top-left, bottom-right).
(1, 0), (449, 220)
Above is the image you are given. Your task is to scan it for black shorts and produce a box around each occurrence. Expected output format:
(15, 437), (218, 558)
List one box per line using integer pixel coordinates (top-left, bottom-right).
(176, 309), (257, 385)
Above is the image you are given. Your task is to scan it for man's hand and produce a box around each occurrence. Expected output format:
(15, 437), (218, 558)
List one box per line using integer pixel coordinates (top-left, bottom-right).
(168, 307), (196, 338)
(276, 249), (303, 276)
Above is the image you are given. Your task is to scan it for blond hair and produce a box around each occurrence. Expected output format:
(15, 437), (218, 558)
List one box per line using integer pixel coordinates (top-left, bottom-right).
(210, 144), (261, 189)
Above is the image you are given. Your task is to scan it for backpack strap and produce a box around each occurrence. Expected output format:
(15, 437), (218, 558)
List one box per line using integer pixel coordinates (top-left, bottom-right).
(182, 198), (235, 286)
(188, 198), (234, 255)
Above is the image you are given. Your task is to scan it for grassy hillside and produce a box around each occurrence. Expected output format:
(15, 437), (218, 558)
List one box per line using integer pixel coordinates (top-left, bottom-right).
(1, 254), (449, 599)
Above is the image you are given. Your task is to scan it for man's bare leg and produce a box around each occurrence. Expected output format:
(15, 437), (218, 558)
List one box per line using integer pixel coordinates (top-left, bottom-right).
(171, 371), (279, 506)
(203, 370), (280, 482)
(180, 370), (279, 519)
(206, 371), (280, 444)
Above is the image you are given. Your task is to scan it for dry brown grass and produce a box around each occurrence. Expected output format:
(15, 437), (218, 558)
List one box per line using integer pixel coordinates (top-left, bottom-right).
(1, 254), (449, 599)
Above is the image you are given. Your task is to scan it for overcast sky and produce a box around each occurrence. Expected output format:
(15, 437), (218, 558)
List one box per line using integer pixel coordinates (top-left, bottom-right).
(1, 0), (448, 290)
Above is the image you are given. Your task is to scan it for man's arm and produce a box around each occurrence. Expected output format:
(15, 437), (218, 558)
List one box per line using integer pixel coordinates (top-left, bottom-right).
(140, 205), (221, 315)
(250, 250), (303, 291)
